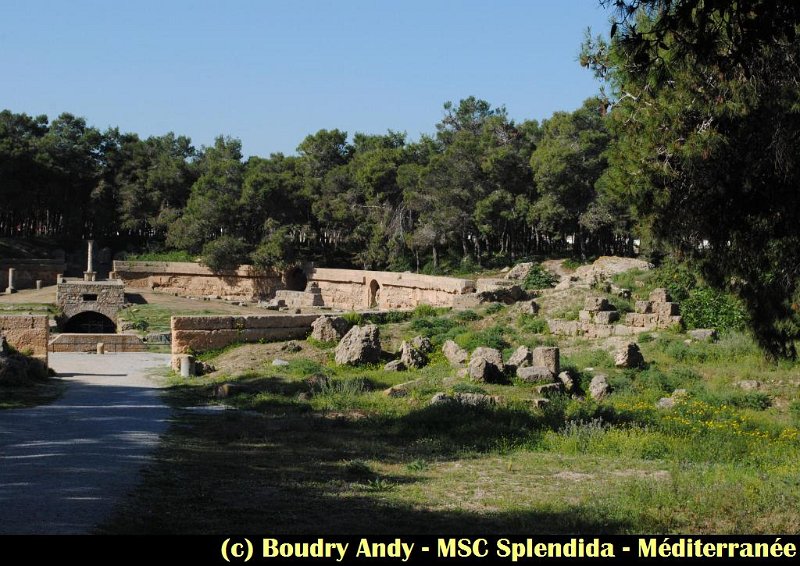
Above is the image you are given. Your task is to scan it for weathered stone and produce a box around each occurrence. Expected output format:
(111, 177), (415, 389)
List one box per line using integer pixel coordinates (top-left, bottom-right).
(411, 335), (433, 354)
(471, 347), (505, 373)
(654, 302), (680, 316)
(649, 288), (671, 303)
(594, 310), (619, 325)
(688, 329), (718, 342)
(533, 346), (559, 375)
(468, 356), (504, 383)
(305, 373), (330, 391)
(310, 315), (350, 343)
(527, 300), (540, 315)
(505, 262), (533, 281)
(383, 359), (406, 372)
(430, 392), (501, 407)
(528, 398), (550, 409)
(589, 374), (611, 400)
(614, 342), (645, 368)
(656, 397), (676, 409)
(477, 284), (526, 305)
(536, 382), (563, 396)
(195, 360), (216, 375)
(735, 380), (762, 391)
(558, 371), (575, 393)
(506, 346), (533, 372)
(517, 365), (555, 383)
(442, 340), (468, 367)
(272, 359), (290, 367)
(578, 310), (593, 323)
(634, 300), (653, 314)
(584, 296), (611, 312)
(334, 324), (381, 365)
(281, 340), (302, 352)
(145, 332), (171, 344)
(399, 341), (427, 369)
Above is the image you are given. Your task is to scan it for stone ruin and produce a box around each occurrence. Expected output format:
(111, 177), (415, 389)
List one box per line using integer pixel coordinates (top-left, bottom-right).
(548, 288), (682, 338)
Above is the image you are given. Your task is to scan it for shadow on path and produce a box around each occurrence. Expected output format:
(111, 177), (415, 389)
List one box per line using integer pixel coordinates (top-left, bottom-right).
(0, 353), (171, 534)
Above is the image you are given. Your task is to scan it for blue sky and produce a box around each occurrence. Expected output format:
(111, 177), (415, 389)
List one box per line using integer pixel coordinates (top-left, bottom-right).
(3, 0), (612, 157)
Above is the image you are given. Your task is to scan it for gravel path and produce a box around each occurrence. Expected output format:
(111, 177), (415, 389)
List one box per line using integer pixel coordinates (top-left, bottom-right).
(0, 352), (171, 534)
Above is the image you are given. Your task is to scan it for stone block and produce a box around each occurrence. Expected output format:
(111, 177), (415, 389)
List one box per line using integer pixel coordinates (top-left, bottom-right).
(584, 296), (610, 312)
(533, 346), (559, 375)
(654, 302), (680, 316)
(171, 316), (235, 331)
(578, 310), (593, 323)
(634, 300), (653, 314)
(594, 310), (619, 324)
(649, 288), (671, 303)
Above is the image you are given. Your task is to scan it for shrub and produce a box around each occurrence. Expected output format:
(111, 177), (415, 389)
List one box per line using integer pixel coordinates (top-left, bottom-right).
(455, 310), (482, 322)
(455, 325), (510, 351)
(682, 287), (748, 332)
(201, 236), (250, 272)
(523, 263), (559, 290)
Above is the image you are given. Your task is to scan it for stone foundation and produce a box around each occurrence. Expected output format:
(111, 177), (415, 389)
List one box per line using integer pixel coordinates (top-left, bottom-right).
(48, 333), (146, 353)
(171, 314), (319, 356)
(57, 279), (125, 322)
(0, 315), (49, 364)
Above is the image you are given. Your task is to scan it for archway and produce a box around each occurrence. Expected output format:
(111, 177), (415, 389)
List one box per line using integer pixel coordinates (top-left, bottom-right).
(368, 280), (380, 308)
(63, 311), (116, 334)
(284, 267), (308, 291)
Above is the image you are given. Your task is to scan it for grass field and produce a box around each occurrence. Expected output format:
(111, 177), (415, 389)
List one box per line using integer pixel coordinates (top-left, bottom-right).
(102, 291), (800, 534)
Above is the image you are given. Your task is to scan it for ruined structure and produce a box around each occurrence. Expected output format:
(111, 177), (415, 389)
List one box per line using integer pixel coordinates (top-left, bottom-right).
(0, 259), (66, 292)
(0, 315), (49, 365)
(548, 288), (682, 338)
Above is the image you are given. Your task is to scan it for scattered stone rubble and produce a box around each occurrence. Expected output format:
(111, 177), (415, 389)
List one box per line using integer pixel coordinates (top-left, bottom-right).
(334, 324), (381, 365)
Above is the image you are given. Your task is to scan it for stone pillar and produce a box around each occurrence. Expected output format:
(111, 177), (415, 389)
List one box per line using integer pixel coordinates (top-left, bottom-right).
(5, 268), (16, 294)
(56, 273), (63, 284)
(97, 343), (105, 355)
(36, 280), (43, 290)
(84, 240), (96, 282)
(179, 354), (195, 378)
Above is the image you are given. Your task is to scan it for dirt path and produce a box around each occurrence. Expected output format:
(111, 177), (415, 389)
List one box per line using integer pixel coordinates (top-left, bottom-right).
(0, 352), (171, 534)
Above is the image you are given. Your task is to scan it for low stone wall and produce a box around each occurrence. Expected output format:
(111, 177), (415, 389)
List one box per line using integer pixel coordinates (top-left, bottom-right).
(171, 314), (319, 355)
(0, 315), (49, 363)
(305, 267), (476, 310)
(0, 259), (66, 290)
(547, 319), (647, 338)
(48, 333), (146, 353)
(57, 279), (125, 322)
(111, 261), (284, 301)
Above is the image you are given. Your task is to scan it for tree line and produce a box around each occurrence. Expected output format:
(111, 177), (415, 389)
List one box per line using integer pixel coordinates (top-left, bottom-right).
(0, 95), (631, 274)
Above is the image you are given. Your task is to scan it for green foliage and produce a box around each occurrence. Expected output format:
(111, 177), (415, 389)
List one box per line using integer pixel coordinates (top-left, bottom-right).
(412, 304), (448, 318)
(522, 263), (559, 290)
(409, 317), (458, 345)
(451, 382), (488, 395)
(682, 287), (748, 332)
(341, 312), (363, 326)
(484, 302), (505, 315)
(125, 250), (196, 262)
(200, 235), (249, 272)
(455, 309), (482, 322)
(454, 324), (511, 352)
(517, 313), (548, 334)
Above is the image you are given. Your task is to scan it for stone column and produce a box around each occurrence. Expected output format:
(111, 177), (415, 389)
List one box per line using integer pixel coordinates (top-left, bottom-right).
(5, 268), (16, 294)
(179, 354), (195, 378)
(36, 280), (43, 290)
(83, 240), (96, 282)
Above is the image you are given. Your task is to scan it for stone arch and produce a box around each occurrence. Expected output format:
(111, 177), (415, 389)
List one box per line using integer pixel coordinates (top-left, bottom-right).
(63, 311), (117, 334)
(368, 279), (380, 309)
(284, 267), (308, 291)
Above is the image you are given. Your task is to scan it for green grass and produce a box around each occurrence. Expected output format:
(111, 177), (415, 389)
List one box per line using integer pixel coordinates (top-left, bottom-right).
(118, 304), (220, 334)
(100, 301), (800, 535)
(0, 303), (59, 315)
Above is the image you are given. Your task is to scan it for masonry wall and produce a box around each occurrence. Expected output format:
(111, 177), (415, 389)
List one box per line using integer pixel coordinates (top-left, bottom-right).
(57, 280), (125, 321)
(306, 267), (476, 310)
(171, 314), (319, 355)
(0, 259), (66, 290)
(111, 261), (283, 301)
(0, 315), (49, 363)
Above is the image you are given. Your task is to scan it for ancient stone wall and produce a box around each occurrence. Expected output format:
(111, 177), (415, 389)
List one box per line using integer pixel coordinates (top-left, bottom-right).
(48, 333), (145, 353)
(111, 261), (284, 301)
(57, 280), (125, 322)
(0, 315), (49, 363)
(171, 314), (319, 355)
(305, 267), (476, 310)
(0, 259), (66, 290)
